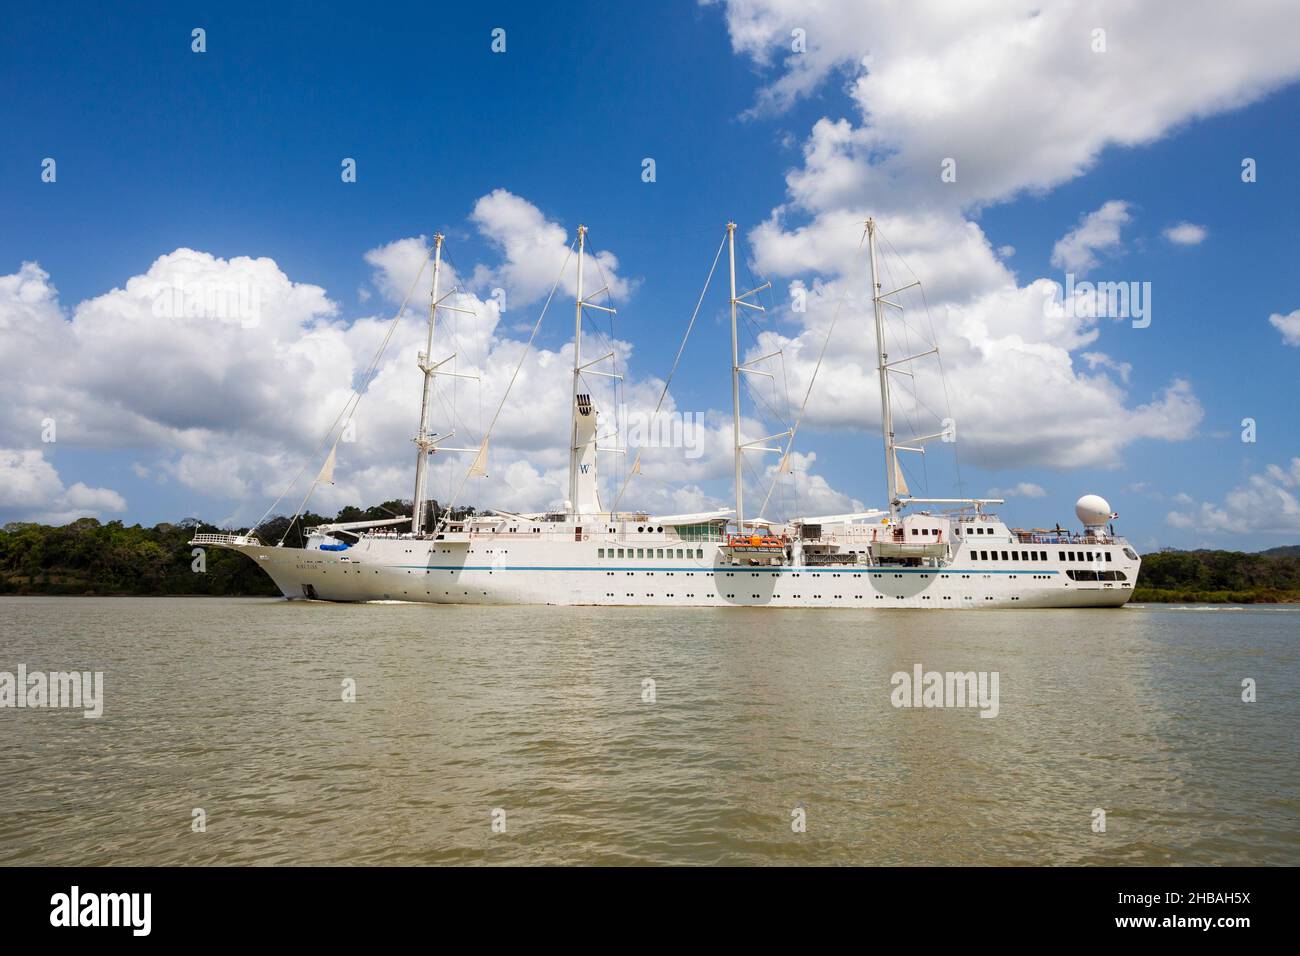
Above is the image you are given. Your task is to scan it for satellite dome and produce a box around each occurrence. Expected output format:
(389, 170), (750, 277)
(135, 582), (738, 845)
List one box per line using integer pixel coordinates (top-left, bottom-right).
(1075, 494), (1113, 527)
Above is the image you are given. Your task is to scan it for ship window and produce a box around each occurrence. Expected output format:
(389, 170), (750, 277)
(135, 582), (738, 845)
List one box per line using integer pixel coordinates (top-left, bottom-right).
(1106, 551), (1112, 562)
(696, 549), (703, 559)
(598, 548), (605, 558)
(637, 548), (645, 558)
(1001, 551), (1008, 561)
(657, 549), (664, 558)
(1011, 551), (1018, 561)
(980, 551), (988, 560)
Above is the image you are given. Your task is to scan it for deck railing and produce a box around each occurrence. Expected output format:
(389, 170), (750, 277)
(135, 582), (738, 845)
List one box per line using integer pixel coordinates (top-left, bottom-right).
(190, 533), (261, 546)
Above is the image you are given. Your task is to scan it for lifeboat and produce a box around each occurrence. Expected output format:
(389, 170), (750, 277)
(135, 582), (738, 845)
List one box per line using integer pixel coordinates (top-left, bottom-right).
(725, 533), (787, 553)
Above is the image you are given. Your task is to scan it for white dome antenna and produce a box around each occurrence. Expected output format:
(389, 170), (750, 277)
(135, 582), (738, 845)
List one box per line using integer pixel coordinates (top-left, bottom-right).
(1075, 494), (1115, 528)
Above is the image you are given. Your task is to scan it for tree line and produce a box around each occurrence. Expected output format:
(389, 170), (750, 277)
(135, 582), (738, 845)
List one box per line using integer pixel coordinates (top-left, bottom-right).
(0, 500), (475, 596)
(1131, 547), (1300, 603)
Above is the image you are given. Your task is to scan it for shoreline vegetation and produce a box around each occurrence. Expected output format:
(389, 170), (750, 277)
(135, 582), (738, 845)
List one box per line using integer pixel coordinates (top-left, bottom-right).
(2, 509), (1299, 603)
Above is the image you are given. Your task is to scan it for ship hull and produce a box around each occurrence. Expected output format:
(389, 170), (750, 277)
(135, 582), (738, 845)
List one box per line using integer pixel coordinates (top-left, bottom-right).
(208, 537), (1137, 609)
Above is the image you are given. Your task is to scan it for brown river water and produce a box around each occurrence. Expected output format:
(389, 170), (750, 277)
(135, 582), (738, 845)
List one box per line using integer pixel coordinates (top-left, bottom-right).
(1, 596), (1295, 865)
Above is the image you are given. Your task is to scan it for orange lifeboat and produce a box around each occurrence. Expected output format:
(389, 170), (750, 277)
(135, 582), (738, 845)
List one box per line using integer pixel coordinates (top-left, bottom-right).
(727, 534), (785, 551)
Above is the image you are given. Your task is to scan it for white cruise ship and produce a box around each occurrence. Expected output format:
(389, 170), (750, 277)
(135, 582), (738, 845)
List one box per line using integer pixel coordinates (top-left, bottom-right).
(193, 218), (1140, 608)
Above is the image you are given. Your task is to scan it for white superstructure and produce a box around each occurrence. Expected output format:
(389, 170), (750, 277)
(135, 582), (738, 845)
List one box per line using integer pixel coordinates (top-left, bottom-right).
(194, 218), (1140, 608)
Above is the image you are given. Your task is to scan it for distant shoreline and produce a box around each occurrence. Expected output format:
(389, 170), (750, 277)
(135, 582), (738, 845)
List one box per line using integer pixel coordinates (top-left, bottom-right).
(1132, 589), (1300, 604)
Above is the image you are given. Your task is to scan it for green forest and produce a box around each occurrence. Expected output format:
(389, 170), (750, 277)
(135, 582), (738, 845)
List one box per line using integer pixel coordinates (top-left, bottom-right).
(2, 507), (1298, 602)
(0, 501), (474, 597)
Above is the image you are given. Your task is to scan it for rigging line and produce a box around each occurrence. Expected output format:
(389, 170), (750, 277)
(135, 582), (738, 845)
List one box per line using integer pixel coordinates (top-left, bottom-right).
(739, 361), (790, 428)
(879, 249), (927, 495)
(754, 227), (868, 521)
(878, 224), (964, 498)
(433, 241), (577, 535)
(587, 245), (625, 494)
(779, 348), (793, 517)
(612, 229), (727, 512)
(265, 243), (435, 542)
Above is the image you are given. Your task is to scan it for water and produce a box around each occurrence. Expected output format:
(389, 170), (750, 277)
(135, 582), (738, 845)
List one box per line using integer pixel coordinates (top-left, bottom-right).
(1, 596), (1296, 865)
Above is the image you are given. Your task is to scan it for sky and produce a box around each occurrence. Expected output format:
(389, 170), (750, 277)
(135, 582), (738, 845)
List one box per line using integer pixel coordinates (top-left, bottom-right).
(2, 0), (1299, 551)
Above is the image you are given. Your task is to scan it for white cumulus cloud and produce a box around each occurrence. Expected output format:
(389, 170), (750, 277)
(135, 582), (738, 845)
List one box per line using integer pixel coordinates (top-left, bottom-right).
(1051, 201), (1132, 275)
(1163, 222), (1208, 245)
(1165, 459), (1300, 534)
(1268, 308), (1300, 346)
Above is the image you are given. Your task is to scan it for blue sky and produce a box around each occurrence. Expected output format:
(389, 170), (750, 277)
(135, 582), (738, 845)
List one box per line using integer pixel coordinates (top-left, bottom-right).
(3, 0), (1299, 550)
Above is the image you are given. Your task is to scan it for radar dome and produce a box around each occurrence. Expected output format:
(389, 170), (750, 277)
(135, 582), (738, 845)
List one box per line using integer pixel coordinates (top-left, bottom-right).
(1075, 494), (1113, 527)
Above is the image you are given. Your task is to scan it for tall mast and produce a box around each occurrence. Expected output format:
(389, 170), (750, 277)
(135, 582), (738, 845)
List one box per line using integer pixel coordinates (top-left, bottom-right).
(727, 222), (744, 532)
(568, 225), (587, 514)
(866, 218), (898, 520)
(411, 233), (444, 536)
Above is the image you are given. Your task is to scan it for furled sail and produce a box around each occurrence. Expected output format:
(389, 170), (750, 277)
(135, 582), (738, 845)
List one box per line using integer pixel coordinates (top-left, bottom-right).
(317, 443), (338, 485)
(468, 438), (489, 477)
(893, 457), (909, 497)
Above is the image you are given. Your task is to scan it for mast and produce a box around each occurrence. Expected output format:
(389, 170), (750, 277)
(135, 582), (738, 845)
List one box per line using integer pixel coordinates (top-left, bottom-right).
(727, 222), (744, 533)
(568, 225), (587, 515)
(411, 233), (445, 536)
(866, 218), (898, 520)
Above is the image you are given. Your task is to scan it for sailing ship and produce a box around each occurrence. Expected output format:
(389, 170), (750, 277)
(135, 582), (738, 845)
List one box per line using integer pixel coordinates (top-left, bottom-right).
(192, 219), (1140, 608)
